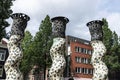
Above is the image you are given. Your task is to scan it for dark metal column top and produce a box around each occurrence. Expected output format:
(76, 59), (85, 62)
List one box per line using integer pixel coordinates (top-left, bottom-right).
(11, 13), (30, 21)
(51, 16), (69, 38)
(51, 16), (69, 23)
(86, 20), (104, 41)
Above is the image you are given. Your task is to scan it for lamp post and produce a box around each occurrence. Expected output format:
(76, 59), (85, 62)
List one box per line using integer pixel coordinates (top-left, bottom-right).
(4, 13), (30, 80)
(87, 20), (108, 80)
(49, 16), (69, 80)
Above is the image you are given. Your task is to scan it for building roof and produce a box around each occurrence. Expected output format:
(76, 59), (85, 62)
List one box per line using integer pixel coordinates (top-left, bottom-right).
(66, 35), (90, 45)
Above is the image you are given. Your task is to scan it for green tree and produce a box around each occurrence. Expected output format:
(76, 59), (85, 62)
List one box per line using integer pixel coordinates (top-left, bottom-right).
(33, 15), (53, 79)
(102, 18), (113, 51)
(110, 31), (119, 57)
(0, 0), (15, 40)
(112, 31), (119, 47)
(33, 15), (52, 67)
(102, 18), (120, 79)
(20, 31), (33, 79)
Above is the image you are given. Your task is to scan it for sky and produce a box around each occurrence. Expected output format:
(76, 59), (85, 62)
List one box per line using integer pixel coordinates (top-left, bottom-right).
(6, 0), (120, 40)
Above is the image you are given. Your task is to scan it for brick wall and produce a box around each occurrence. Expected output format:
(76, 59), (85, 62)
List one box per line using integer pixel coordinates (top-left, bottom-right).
(70, 42), (93, 78)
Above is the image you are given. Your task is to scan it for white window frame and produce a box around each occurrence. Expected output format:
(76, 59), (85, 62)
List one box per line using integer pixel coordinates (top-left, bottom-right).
(88, 50), (92, 55)
(75, 46), (79, 52)
(86, 68), (89, 74)
(75, 57), (81, 63)
(79, 57), (81, 63)
(85, 49), (88, 54)
(86, 58), (88, 64)
(75, 67), (82, 73)
(78, 67), (82, 73)
(88, 69), (93, 74)
(75, 57), (78, 62)
(83, 48), (86, 53)
(0, 49), (6, 61)
(78, 47), (81, 53)
(75, 67), (78, 73)
(90, 69), (93, 74)
(82, 68), (85, 74)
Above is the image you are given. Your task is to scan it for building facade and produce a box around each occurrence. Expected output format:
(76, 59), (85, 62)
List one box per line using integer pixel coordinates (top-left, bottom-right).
(0, 41), (8, 79)
(65, 35), (93, 80)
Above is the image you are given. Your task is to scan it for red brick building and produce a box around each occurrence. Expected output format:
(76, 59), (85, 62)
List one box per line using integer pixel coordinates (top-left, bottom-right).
(65, 35), (93, 80)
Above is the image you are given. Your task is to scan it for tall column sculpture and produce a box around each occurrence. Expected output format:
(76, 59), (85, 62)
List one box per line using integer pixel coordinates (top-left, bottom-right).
(49, 16), (69, 80)
(4, 13), (30, 80)
(87, 20), (108, 80)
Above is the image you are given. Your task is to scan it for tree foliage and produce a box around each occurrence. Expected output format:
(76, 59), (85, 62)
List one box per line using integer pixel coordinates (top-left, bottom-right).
(0, 0), (15, 40)
(102, 18), (113, 51)
(20, 31), (33, 78)
(102, 18), (120, 79)
(20, 15), (53, 79)
(33, 15), (52, 68)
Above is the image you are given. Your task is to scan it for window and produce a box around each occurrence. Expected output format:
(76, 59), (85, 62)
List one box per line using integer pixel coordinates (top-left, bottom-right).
(86, 68), (89, 74)
(90, 50), (92, 55)
(81, 48), (84, 53)
(83, 48), (86, 53)
(81, 58), (85, 63)
(78, 47), (81, 53)
(75, 57), (78, 62)
(84, 68), (87, 74)
(84, 58), (87, 64)
(75, 46), (79, 52)
(88, 50), (92, 55)
(90, 69), (93, 74)
(88, 69), (93, 74)
(75, 46), (82, 53)
(81, 48), (86, 53)
(0, 49), (6, 61)
(85, 49), (88, 54)
(75, 67), (82, 73)
(76, 68), (93, 74)
(75, 57), (81, 63)
(79, 57), (81, 63)
(78, 67), (81, 73)
(85, 58), (88, 64)
(0, 65), (3, 77)
(84, 58), (87, 63)
(81, 68), (91, 74)
(76, 57), (90, 64)
(82, 68), (85, 74)
(75, 46), (93, 55)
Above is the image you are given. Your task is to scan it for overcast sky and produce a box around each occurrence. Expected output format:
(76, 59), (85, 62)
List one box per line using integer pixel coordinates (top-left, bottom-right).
(6, 0), (120, 40)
